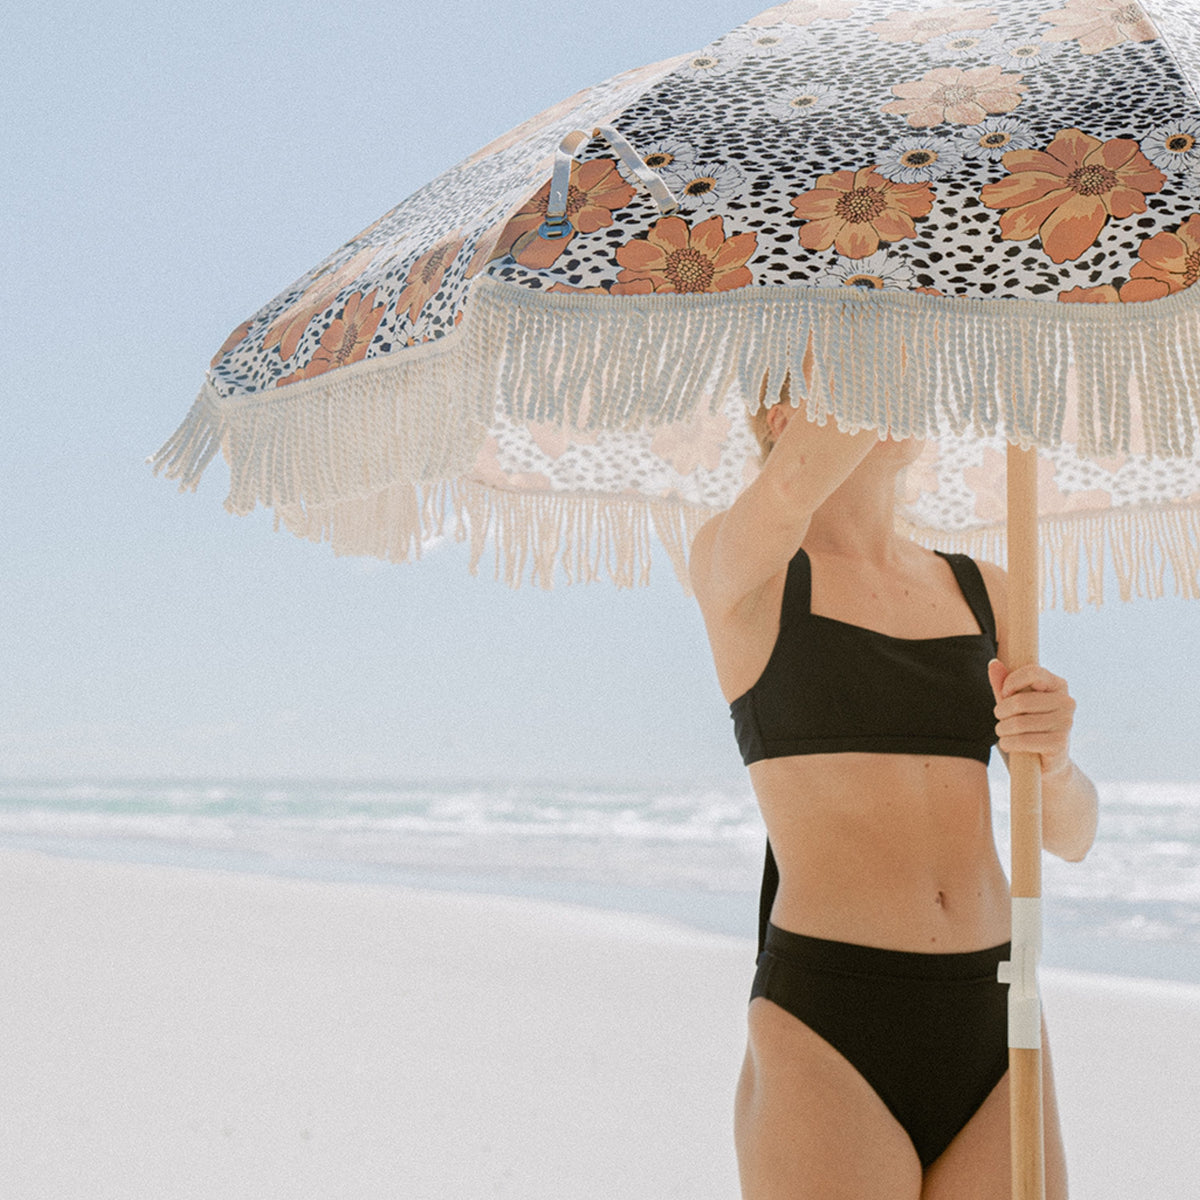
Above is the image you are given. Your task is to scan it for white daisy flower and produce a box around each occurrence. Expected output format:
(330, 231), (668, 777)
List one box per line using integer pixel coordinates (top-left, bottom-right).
(662, 160), (746, 211)
(993, 37), (1066, 71)
(615, 141), (698, 185)
(765, 82), (838, 120)
(925, 30), (1008, 61)
(1141, 119), (1200, 174)
(816, 249), (915, 291)
(679, 52), (732, 80)
(722, 24), (810, 57)
(875, 135), (964, 183)
(954, 117), (1037, 162)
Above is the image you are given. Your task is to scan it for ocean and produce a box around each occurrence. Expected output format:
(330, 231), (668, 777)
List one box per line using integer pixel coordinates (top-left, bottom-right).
(2, 776), (1199, 984)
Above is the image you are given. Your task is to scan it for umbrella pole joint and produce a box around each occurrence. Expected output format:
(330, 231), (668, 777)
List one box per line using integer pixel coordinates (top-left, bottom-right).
(998, 896), (1043, 1049)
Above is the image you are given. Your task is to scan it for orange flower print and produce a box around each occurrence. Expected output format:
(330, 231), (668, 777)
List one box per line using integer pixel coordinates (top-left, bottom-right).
(490, 159), (636, 270)
(262, 246), (380, 362)
(1057, 214), (1200, 303)
(546, 282), (613, 295)
(1059, 279), (1170, 303)
(210, 319), (252, 368)
(612, 215), (757, 294)
(748, 0), (861, 26)
(1127, 214), (1200, 295)
(882, 65), (1026, 128)
(395, 233), (466, 325)
(791, 167), (934, 258)
(980, 128), (1166, 264)
(1040, 0), (1157, 55)
(276, 290), (385, 386)
(1060, 283), (1118, 303)
(869, 5), (997, 45)
(464, 223), (505, 280)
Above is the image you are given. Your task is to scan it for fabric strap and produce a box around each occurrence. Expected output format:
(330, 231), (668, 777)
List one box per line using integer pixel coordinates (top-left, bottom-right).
(934, 551), (998, 644)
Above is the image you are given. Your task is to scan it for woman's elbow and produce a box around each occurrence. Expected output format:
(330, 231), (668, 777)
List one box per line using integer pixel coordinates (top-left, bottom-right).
(1051, 835), (1094, 864)
(1045, 798), (1099, 862)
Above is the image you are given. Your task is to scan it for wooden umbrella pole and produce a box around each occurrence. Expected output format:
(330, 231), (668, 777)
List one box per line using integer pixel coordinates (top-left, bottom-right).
(1004, 443), (1045, 1200)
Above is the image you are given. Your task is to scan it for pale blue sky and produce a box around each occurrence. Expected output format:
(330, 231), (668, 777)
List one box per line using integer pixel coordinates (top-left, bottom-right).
(3, 0), (1197, 784)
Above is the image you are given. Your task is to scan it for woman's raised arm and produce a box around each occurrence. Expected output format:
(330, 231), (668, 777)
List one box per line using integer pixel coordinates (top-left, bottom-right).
(690, 402), (878, 619)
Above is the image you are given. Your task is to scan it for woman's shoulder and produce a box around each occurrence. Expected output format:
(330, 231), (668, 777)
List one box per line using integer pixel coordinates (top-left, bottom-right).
(972, 557), (1008, 594)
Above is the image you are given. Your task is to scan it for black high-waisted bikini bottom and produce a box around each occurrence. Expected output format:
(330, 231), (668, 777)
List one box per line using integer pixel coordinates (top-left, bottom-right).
(751, 847), (1010, 1169)
(751, 923), (1011, 1168)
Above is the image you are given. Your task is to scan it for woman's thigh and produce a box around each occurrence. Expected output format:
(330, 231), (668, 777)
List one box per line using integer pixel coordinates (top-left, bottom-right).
(921, 1022), (1068, 1200)
(736, 996), (924, 1200)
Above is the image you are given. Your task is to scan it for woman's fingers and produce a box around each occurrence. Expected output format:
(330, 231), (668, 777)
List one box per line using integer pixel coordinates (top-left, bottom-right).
(995, 703), (1074, 763)
(996, 728), (1072, 757)
(996, 663), (1068, 697)
(986, 658), (1009, 701)
(988, 660), (1076, 765)
(994, 690), (1077, 720)
(995, 709), (1074, 737)
(987, 659), (1078, 767)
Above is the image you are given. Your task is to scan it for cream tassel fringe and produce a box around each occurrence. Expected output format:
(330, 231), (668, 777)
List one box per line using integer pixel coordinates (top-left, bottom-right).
(275, 474), (1199, 608)
(153, 343), (487, 516)
(901, 505), (1200, 611)
(151, 274), (1200, 600)
(467, 276), (1200, 457)
(275, 480), (712, 593)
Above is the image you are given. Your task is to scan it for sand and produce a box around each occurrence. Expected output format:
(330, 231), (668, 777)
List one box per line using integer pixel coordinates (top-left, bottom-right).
(1, 847), (1196, 1199)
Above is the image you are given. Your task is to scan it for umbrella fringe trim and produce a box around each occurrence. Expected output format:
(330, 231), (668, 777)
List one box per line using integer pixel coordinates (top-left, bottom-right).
(901, 505), (1200, 611)
(471, 277), (1200, 459)
(148, 385), (227, 491)
(272, 476), (1200, 606)
(150, 362), (489, 513)
(149, 279), (1200, 599)
(151, 281), (1200, 510)
(274, 480), (711, 593)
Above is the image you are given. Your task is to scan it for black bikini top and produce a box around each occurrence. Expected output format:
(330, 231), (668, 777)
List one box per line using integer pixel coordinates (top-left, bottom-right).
(730, 548), (999, 766)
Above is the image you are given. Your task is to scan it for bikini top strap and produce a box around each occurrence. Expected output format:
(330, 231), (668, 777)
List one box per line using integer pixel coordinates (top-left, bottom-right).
(757, 837), (779, 961)
(935, 551), (997, 644)
(781, 547), (813, 624)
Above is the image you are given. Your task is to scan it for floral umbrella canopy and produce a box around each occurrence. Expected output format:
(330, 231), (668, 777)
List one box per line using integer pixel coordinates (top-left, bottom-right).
(155, 0), (1200, 606)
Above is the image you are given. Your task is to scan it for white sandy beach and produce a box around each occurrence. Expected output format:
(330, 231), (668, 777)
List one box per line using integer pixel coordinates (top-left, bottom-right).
(1, 847), (1196, 1200)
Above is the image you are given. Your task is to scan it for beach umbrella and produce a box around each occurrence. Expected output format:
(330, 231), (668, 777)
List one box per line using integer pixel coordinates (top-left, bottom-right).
(152, 1), (1200, 1195)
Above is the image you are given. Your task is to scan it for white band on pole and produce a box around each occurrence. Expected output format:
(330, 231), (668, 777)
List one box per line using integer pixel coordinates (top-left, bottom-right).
(998, 896), (1043, 1050)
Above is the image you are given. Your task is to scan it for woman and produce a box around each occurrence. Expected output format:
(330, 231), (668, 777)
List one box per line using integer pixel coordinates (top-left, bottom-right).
(688, 386), (1099, 1200)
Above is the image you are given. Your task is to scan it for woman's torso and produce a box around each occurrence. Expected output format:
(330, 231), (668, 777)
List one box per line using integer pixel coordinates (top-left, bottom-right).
(750, 753), (1010, 951)
(703, 541), (1010, 953)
